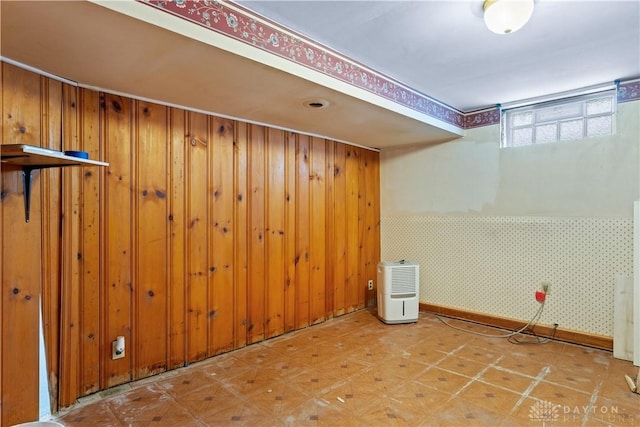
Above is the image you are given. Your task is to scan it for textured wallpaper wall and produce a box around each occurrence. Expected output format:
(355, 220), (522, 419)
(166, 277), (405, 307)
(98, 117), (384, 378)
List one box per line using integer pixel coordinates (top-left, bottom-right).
(381, 215), (633, 336)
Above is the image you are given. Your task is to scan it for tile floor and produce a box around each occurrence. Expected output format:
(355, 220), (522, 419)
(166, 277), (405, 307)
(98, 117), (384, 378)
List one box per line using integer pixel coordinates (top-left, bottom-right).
(54, 309), (639, 426)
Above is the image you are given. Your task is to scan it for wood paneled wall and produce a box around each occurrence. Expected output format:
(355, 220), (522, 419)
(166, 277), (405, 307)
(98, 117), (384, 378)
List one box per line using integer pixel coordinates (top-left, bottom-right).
(0, 62), (380, 425)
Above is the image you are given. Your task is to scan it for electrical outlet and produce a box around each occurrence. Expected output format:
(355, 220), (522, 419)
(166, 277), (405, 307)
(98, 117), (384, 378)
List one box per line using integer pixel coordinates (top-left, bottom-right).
(540, 281), (551, 294)
(112, 336), (125, 360)
(368, 279), (373, 290)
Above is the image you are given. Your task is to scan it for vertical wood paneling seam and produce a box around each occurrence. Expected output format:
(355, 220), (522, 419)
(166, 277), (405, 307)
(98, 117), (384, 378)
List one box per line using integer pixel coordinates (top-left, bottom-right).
(292, 136), (297, 328)
(284, 133), (293, 331)
(283, 134), (288, 329)
(166, 107), (172, 370)
(245, 125), (251, 343)
(165, 108), (176, 370)
(357, 148), (363, 309)
(325, 140), (334, 317)
(132, 101), (140, 378)
(77, 87), (87, 398)
(293, 136), (298, 328)
(59, 84), (70, 405)
(185, 112), (192, 363)
(129, 99), (136, 379)
(295, 135), (311, 329)
(39, 76), (53, 411)
(62, 85), (83, 408)
(233, 121), (248, 349)
(231, 122), (238, 349)
(99, 91), (109, 393)
(180, 112), (189, 365)
(233, 122), (240, 347)
(247, 125), (254, 342)
(204, 115), (216, 357)
(165, 107), (173, 369)
(307, 138), (313, 325)
(73, 86), (82, 396)
(98, 92), (106, 391)
(226, 121), (232, 350)
(80, 87), (103, 397)
(59, 84), (80, 406)
(263, 129), (269, 337)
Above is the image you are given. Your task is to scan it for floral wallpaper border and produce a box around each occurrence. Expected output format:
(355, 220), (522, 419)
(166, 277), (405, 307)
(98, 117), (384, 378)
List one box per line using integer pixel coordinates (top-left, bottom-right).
(137, 0), (638, 130)
(137, 0), (467, 128)
(618, 80), (640, 103)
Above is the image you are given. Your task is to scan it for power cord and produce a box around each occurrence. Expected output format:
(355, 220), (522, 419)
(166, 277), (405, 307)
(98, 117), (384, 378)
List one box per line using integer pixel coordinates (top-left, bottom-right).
(432, 301), (556, 345)
(508, 322), (558, 345)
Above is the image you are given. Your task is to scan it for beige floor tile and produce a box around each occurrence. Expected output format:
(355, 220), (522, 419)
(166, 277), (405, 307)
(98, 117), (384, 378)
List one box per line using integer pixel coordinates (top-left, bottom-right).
(424, 397), (505, 426)
(436, 354), (488, 378)
(413, 366), (472, 395)
(456, 381), (523, 415)
(528, 380), (592, 409)
(55, 401), (124, 427)
(479, 366), (536, 394)
(494, 352), (551, 378)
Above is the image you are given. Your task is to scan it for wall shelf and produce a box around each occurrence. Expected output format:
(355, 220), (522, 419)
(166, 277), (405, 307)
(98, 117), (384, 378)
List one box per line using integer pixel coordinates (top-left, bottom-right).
(1, 144), (109, 222)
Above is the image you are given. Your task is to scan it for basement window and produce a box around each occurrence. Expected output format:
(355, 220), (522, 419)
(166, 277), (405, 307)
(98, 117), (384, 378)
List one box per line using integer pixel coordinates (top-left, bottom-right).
(502, 90), (616, 147)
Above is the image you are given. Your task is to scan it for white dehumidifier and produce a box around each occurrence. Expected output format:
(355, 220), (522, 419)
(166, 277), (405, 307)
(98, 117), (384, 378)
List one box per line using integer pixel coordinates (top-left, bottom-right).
(377, 260), (419, 324)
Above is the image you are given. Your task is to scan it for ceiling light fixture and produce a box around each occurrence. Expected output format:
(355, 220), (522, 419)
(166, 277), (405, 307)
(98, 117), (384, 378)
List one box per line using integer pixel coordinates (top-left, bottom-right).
(483, 0), (534, 35)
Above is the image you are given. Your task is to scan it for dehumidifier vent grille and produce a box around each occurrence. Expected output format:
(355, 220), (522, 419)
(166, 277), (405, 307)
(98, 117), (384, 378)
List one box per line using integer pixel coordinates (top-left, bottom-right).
(391, 266), (417, 295)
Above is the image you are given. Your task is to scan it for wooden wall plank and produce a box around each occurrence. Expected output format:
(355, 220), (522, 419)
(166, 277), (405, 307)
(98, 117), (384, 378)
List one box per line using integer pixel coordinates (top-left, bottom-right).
(247, 124), (266, 344)
(41, 78), (63, 411)
(345, 147), (360, 312)
(169, 108), (187, 370)
(357, 148), (367, 309)
(309, 137), (326, 325)
(295, 135), (311, 329)
(284, 132), (297, 332)
(266, 128), (285, 338)
(357, 149), (369, 308)
(186, 112), (209, 363)
(364, 150), (379, 307)
(209, 117), (235, 355)
(332, 143), (347, 317)
(325, 141), (335, 319)
(134, 101), (168, 379)
(233, 122), (248, 350)
(0, 62), (41, 426)
(78, 88), (103, 397)
(102, 94), (133, 388)
(59, 84), (83, 407)
(373, 151), (381, 302)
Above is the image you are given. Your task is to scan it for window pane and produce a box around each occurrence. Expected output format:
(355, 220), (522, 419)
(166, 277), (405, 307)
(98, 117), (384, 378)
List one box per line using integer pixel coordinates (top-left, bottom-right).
(512, 127), (533, 146)
(586, 97), (613, 115)
(560, 119), (584, 141)
(536, 102), (582, 122)
(586, 116), (612, 137)
(503, 90), (614, 148)
(535, 124), (557, 144)
(511, 111), (533, 127)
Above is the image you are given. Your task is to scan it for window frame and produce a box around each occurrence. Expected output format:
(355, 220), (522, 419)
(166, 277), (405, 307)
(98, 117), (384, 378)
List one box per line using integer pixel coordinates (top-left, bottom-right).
(501, 90), (617, 148)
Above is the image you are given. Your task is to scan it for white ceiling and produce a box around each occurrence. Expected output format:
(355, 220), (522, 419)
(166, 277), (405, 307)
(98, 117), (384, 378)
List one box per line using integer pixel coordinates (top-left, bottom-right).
(1, 1), (638, 150)
(238, 0), (640, 112)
